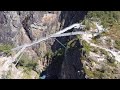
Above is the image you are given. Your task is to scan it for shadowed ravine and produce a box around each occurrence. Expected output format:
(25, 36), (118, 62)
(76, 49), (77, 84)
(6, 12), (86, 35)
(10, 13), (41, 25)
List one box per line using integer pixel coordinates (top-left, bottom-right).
(40, 11), (87, 79)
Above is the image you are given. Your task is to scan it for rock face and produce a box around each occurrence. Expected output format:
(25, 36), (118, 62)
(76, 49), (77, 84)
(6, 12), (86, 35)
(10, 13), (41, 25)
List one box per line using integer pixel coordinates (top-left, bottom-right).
(0, 11), (61, 66)
(59, 39), (85, 79)
(42, 11), (87, 79)
(0, 11), (87, 79)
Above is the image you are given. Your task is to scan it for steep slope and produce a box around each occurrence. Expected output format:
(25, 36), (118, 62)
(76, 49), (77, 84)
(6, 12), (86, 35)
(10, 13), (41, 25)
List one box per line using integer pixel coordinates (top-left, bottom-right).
(79, 11), (120, 79)
(2, 11), (120, 79)
(0, 11), (87, 79)
(40, 11), (87, 79)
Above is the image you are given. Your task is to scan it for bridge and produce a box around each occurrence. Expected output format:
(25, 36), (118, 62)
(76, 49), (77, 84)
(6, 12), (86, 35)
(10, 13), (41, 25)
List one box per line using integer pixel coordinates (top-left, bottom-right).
(12, 23), (86, 62)
(10, 22), (120, 65)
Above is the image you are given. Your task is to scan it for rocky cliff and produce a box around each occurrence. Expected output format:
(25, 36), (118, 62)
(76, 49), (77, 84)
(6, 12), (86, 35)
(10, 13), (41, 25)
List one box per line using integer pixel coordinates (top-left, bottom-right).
(0, 11), (87, 79)
(1, 11), (120, 79)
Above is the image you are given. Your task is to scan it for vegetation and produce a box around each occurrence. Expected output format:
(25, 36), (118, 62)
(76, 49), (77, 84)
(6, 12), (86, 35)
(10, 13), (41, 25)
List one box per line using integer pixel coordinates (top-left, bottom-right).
(90, 46), (99, 53)
(114, 40), (120, 50)
(18, 54), (38, 70)
(82, 11), (120, 42)
(82, 18), (96, 30)
(93, 70), (104, 79)
(82, 40), (91, 54)
(106, 39), (111, 46)
(99, 49), (108, 56)
(44, 50), (53, 60)
(54, 48), (64, 57)
(103, 23), (120, 41)
(82, 19), (91, 30)
(85, 11), (120, 28)
(83, 63), (116, 79)
(84, 66), (94, 78)
(101, 31), (108, 36)
(81, 54), (87, 61)
(67, 38), (78, 48)
(0, 44), (13, 55)
(84, 63), (105, 79)
(80, 11), (120, 79)
(106, 55), (116, 67)
(22, 67), (39, 79)
(91, 35), (101, 44)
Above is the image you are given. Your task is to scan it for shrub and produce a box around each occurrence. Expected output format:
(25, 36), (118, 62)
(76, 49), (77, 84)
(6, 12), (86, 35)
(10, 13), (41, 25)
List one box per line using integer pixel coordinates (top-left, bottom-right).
(18, 54), (38, 70)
